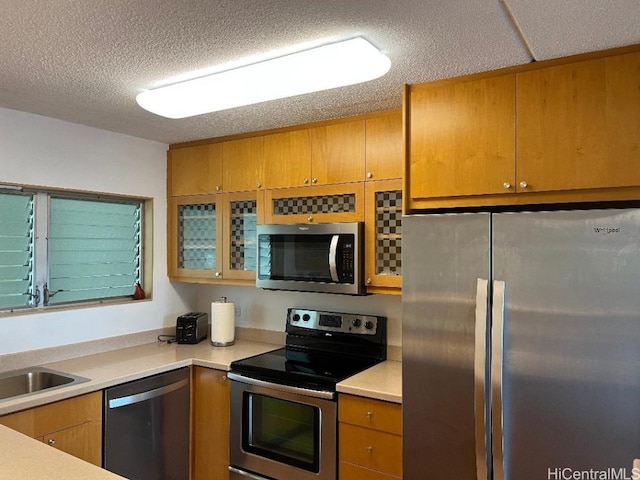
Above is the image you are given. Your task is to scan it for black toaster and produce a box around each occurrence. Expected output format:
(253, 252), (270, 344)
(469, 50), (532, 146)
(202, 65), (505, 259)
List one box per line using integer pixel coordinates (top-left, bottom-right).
(176, 312), (208, 344)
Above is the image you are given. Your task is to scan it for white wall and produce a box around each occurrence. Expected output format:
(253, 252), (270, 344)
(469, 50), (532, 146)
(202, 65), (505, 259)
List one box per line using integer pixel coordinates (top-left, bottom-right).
(0, 108), (196, 355)
(196, 285), (402, 346)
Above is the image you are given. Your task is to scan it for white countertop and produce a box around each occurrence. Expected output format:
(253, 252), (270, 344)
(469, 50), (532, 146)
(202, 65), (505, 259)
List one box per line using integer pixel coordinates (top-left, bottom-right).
(336, 360), (402, 403)
(0, 339), (279, 416)
(0, 339), (402, 478)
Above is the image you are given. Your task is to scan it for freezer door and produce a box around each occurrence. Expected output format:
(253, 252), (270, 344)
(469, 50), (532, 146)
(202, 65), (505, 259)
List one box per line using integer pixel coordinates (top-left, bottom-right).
(402, 213), (491, 480)
(493, 208), (640, 480)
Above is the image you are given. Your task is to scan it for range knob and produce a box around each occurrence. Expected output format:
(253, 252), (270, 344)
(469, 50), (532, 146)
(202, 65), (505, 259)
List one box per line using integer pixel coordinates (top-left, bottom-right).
(292, 314), (301, 322)
(302, 313), (311, 322)
(364, 320), (374, 330)
(352, 318), (362, 328)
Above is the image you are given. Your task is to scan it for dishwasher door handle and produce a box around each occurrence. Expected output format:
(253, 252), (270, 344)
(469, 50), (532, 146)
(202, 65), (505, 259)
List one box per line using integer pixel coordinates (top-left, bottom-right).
(108, 378), (189, 409)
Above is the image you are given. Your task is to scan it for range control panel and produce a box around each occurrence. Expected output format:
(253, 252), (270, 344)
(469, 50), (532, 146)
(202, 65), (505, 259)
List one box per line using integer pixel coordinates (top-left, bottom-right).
(286, 308), (379, 335)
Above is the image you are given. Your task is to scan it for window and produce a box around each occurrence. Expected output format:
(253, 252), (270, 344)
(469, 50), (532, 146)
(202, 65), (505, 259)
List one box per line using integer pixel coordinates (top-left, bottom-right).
(0, 187), (146, 312)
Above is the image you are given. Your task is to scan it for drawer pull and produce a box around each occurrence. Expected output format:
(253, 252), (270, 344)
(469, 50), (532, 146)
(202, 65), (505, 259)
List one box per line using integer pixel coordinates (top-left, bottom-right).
(366, 411), (373, 419)
(367, 446), (373, 454)
(48, 438), (55, 446)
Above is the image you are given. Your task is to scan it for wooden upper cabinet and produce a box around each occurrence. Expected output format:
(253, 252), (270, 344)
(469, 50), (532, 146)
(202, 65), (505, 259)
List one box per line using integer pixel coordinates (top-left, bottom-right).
(222, 136), (265, 192)
(409, 74), (516, 199)
(309, 119), (366, 185)
(263, 129), (312, 189)
(365, 111), (403, 181)
(516, 51), (640, 193)
(169, 143), (223, 196)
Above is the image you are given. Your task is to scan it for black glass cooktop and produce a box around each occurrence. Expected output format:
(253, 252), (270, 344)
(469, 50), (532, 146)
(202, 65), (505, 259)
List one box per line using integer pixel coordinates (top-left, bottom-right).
(229, 347), (382, 392)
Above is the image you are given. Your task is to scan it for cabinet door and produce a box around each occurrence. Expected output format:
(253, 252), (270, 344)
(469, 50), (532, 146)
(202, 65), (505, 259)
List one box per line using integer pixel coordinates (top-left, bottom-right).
(309, 120), (366, 185)
(263, 129), (312, 189)
(517, 52), (640, 193)
(264, 183), (365, 225)
(365, 112), (403, 181)
(222, 136), (264, 192)
(365, 180), (402, 292)
(192, 367), (230, 480)
(221, 191), (258, 281)
(43, 420), (102, 466)
(168, 195), (223, 281)
(409, 74), (516, 199)
(169, 143), (223, 196)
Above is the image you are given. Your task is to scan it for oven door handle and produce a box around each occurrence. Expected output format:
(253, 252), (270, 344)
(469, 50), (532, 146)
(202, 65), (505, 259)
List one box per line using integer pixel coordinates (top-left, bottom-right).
(227, 372), (336, 400)
(229, 466), (272, 480)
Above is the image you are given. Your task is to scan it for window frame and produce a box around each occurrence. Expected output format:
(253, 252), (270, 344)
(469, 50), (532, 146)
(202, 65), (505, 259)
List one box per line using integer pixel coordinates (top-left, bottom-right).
(0, 184), (152, 315)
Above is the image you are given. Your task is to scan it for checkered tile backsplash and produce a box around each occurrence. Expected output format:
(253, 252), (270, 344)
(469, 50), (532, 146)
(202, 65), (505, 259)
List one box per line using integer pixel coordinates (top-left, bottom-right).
(229, 200), (257, 271)
(272, 193), (356, 215)
(375, 190), (402, 276)
(179, 203), (216, 270)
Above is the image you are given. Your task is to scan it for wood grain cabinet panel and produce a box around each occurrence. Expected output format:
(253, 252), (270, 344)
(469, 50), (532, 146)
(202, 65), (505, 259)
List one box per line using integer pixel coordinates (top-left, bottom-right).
(263, 129), (312, 189)
(338, 394), (402, 480)
(169, 143), (223, 196)
(365, 111), (403, 181)
(192, 367), (230, 480)
(309, 120), (366, 185)
(516, 51), (640, 193)
(408, 74), (516, 199)
(0, 392), (102, 466)
(222, 136), (265, 192)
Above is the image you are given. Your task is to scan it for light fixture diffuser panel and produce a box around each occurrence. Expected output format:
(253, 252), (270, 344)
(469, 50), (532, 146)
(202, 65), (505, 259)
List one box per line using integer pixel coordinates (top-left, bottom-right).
(136, 37), (391, 119)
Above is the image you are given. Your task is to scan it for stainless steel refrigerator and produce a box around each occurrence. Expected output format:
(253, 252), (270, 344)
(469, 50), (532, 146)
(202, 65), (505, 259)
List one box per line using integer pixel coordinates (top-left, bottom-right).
(402, 208), (640, 480)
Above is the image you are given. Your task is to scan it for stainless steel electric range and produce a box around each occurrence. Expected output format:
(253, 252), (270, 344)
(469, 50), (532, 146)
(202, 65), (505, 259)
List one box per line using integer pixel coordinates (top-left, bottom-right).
(228, 307), (387, 480)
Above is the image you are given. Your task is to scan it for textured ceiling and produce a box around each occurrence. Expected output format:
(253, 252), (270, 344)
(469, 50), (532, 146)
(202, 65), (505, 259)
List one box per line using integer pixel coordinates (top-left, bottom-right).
(1, 0), (639, 145)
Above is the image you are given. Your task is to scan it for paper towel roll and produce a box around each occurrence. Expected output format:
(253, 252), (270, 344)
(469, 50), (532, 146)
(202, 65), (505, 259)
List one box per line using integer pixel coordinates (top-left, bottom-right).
(210, 301), (235, 346)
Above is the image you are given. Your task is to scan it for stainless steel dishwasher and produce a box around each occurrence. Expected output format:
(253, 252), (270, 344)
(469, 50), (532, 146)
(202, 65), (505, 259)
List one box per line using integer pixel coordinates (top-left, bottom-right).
(103, 367), (190, 480)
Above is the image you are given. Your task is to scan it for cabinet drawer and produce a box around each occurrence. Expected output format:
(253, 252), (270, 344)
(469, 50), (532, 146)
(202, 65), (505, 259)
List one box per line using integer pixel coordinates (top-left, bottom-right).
(339, 423), (402, 477)
(340, 461), (401, 480)
(0, 391), (102, 438)
(339, 394), (401, 434)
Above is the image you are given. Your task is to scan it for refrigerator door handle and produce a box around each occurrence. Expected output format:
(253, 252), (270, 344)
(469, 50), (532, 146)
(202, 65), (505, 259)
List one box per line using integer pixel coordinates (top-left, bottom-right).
(474, 278), (490, 480)
(491, 280), (506, 480)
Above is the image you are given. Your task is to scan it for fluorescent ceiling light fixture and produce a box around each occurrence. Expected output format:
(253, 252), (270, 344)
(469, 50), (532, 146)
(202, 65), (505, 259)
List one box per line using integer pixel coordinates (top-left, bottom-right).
(136, 37), (391, 119)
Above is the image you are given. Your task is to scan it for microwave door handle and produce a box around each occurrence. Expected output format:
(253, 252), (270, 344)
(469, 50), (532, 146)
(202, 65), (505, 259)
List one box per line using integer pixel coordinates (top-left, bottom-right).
(329, 235), (340, 282)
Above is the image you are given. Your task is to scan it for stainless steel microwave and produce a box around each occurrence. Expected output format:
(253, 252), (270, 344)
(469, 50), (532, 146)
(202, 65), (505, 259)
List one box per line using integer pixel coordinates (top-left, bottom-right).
(256, 222), (364, 295)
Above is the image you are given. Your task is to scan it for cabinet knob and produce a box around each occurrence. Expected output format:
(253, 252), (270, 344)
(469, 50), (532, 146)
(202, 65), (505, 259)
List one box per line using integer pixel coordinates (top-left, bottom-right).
(311, 178), (317, 184)
(257, 182), (262, 188)
(48, 438), (55, 446)
(519, 180), (528, 189)
(503, 182), (511, 189)
(303, 178), (309, 184)
(215, 185), (220, 192)
(367, 172), (373, 179)
(366, 278), (372, 285)
(222, 375), (227, 381)
(307, 215), (313, 222)
(367, 446), (373, 454)
(366, 411), (373, 419)
(214, 271), (221, 278)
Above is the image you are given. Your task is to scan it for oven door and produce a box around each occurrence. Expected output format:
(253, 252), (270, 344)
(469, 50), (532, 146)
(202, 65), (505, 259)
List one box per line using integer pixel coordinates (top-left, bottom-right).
(229, 373), (337, 480)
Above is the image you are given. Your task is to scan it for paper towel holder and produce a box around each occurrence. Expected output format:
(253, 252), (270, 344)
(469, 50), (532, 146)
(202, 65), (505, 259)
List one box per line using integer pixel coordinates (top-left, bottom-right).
(211, 296), (235, 347)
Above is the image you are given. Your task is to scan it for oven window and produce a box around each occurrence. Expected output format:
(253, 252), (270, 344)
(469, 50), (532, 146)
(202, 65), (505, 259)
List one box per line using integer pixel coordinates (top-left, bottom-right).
(243, 392), (320, 472)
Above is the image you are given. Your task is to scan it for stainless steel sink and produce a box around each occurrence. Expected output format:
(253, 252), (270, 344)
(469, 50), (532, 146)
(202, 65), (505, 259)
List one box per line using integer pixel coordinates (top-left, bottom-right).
(0, 366), (90, 401)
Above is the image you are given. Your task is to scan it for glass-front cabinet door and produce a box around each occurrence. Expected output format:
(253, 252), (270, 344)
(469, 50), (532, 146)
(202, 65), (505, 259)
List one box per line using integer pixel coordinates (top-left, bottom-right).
(168, 194), (223, 282)
(222, 191), (260, 281)
(365, 179), (402, 292)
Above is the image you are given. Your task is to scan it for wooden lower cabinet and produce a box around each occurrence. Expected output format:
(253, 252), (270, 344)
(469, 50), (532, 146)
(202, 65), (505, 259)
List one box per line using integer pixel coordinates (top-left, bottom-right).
(0, 391), (102, 466)
(338, 394), (402, 480)
(192, 366), (230, 480)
